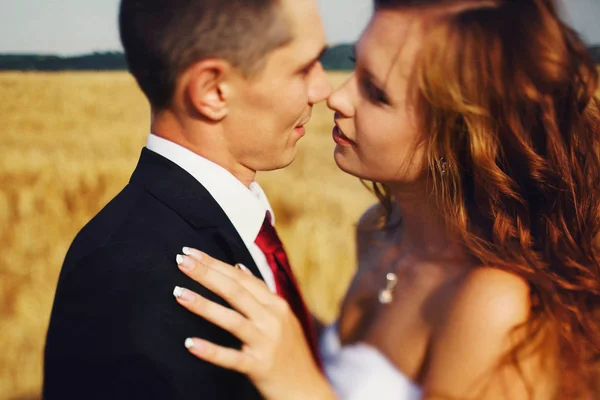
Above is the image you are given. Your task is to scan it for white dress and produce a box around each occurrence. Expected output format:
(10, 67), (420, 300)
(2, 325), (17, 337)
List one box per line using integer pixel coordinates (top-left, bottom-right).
(320, 323), (422, 400)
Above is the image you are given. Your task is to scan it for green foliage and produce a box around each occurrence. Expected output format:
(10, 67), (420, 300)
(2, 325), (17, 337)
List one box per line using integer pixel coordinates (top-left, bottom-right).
(1, 44), (598, 72)
(320, 44), (354, 71)
(0, 52), (127, 71)
(589, 45), (600, 64)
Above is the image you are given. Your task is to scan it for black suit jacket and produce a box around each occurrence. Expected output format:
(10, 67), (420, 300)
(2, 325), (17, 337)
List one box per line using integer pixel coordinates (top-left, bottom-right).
(44, 148), (264, 400)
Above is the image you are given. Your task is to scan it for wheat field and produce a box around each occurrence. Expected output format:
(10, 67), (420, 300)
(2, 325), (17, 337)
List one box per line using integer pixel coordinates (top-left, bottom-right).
(0, 71), (375, 399)
(2, 71), (599, 400)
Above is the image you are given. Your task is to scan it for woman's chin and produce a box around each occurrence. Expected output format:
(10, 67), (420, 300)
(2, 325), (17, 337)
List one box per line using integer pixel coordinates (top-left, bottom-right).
(333, 152), (372, 181)
(333, 151), (354, 174)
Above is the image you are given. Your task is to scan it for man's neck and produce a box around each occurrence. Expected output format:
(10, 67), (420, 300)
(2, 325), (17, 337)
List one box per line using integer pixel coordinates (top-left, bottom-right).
(151, 113), (256, 187)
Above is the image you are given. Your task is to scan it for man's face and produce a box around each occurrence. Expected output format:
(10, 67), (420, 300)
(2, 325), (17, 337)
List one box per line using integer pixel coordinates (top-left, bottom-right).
(223, 0), (331, 172)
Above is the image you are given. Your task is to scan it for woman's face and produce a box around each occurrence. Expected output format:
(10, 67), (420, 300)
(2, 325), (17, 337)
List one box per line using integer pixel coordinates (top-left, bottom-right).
(327, 9), (427, 185)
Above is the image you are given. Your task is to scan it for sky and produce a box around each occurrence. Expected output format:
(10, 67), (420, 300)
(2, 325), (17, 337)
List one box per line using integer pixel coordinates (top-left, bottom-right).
(0, 0), (599, 55)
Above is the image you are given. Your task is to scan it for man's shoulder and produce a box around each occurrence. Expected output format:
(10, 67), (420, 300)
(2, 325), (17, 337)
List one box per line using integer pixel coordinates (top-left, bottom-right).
(61, 186), (232, 284)
(68, 184), (144, 251)
(66, 182), (209, 263)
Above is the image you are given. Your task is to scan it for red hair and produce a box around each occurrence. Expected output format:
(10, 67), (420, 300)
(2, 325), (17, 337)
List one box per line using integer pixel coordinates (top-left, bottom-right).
(373, 0), (600, 397)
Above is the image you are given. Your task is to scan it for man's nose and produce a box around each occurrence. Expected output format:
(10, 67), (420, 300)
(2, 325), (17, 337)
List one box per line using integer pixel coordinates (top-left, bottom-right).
(308, 62), (332, 105)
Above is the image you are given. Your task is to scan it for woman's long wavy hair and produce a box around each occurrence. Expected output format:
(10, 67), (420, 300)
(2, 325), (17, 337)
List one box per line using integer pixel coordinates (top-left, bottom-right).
(372, 0), (600, 397)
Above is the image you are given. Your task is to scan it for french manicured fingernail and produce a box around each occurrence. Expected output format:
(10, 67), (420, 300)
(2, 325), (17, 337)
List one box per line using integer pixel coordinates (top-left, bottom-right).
(173, 286), (195, 304)
(235, 263), (252, 275)
(185, 338), (195, 349)
(176, 255), (195, 271)
(185, 338), (205, 352)
(238, 264), (252, 274)
(182, 247), (203, 261)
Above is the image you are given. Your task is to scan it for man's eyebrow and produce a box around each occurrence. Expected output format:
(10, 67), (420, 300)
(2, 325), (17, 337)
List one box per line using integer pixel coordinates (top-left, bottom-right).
(299, 45), (329, 72)
(311, 45), (329, 65)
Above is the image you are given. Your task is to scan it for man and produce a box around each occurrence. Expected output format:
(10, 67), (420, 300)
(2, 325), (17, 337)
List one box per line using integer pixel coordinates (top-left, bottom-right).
(43, 0), (331, 397)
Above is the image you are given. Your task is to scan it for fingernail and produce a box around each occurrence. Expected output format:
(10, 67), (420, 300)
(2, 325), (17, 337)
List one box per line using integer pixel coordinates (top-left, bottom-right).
(178, 255), (195, 271)
(185, 338), (205, 352)
(176, 254), (184, 265)
(238, 264), (252, 275)
(173, 286), (184, 298)
(235, 263), (252, 275)
(182, 247), (192, 256)
(173, 286), (195, 304)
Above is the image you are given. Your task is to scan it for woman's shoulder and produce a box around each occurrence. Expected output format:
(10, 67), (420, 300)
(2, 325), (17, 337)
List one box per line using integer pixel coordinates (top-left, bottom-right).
(431, 266), (531, 340)
(420, 267), (534, 397)
(448, 267), (530, 327)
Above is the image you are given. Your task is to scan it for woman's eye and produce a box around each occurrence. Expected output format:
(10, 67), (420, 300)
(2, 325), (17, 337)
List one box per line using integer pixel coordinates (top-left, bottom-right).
(363, 80), (390, 105)
(348, 55), (357, 64)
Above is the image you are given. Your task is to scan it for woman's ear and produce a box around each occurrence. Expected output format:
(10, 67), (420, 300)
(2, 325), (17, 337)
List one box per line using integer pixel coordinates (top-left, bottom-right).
(186, 60), (230, 121)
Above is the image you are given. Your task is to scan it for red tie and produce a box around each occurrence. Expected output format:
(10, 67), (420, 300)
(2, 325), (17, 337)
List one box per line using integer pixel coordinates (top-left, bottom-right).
(254, 213), (322, 368)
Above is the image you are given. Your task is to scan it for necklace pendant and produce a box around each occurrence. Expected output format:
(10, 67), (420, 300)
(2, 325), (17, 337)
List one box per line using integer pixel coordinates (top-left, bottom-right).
(378, 289), (393, 304)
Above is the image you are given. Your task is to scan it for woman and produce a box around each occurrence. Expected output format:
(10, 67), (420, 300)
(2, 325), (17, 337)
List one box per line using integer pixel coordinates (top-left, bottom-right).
(172, 0), (600, 398)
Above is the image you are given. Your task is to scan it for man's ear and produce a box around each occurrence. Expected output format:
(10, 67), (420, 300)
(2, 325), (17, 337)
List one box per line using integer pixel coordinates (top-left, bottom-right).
(186, 60), (231, 121)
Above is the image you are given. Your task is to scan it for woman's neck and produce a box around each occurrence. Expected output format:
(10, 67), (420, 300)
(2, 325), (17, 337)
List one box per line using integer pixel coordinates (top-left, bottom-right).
(390, 184), (462, 260)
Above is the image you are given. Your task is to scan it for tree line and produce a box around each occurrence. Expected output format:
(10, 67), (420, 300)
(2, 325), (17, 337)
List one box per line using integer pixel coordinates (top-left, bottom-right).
(1, 44), (599, 72)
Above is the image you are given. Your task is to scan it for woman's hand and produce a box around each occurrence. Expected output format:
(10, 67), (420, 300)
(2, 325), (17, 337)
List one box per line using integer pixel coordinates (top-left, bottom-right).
(173, 247), (337, 400)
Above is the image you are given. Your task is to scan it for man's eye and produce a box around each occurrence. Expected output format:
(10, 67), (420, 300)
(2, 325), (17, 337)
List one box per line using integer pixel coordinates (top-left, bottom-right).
(302, 62), (315, 75)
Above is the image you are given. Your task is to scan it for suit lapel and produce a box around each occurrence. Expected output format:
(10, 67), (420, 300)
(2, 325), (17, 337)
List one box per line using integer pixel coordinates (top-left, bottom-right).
(129, 148), (263, 280)
(211, 230), (263, 279)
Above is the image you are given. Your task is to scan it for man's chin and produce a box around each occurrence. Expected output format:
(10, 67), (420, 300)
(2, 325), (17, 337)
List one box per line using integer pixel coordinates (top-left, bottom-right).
(254, 149), (297, 172)
(273, 151), (298, 171)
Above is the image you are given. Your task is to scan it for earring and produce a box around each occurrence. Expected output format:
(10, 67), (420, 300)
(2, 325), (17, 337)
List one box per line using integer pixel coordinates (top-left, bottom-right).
(438, 157), (448, 175)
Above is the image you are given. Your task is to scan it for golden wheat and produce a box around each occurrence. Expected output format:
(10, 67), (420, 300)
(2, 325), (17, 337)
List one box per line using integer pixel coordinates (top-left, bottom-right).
(0, 71), (373, 399)
(2, 71), (599, 400)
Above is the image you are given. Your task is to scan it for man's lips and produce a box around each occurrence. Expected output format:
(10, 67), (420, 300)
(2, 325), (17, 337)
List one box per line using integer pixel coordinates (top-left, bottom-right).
(296, 118), (311, 128)
(294, 123), (307, 136)
(293, 118), (310, 136)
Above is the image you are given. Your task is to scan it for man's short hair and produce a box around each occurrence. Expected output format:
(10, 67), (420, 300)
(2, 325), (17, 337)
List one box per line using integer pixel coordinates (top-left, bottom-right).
(119, 0), (292, 110)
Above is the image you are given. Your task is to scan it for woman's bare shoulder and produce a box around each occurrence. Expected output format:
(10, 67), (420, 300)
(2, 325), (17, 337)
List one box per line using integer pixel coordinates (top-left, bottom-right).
(422, 267), (533, 399)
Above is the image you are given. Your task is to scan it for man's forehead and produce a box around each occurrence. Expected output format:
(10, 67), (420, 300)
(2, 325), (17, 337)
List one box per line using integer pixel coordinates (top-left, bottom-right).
(279, 0), (325, 37)
(263, 0), (325, 67)
(281, 22), (325, 61)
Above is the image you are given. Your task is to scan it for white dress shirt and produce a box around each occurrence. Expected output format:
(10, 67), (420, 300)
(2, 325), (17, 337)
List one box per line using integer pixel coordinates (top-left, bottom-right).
(146, 133), (277, 293)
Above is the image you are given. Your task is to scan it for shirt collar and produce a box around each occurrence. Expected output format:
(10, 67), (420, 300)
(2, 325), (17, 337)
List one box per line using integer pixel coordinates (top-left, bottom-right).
(145, 133), (274, 245)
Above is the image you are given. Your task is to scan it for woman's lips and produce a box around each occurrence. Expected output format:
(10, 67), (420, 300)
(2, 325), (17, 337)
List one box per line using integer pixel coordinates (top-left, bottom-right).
(332, 125), (355, 146)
